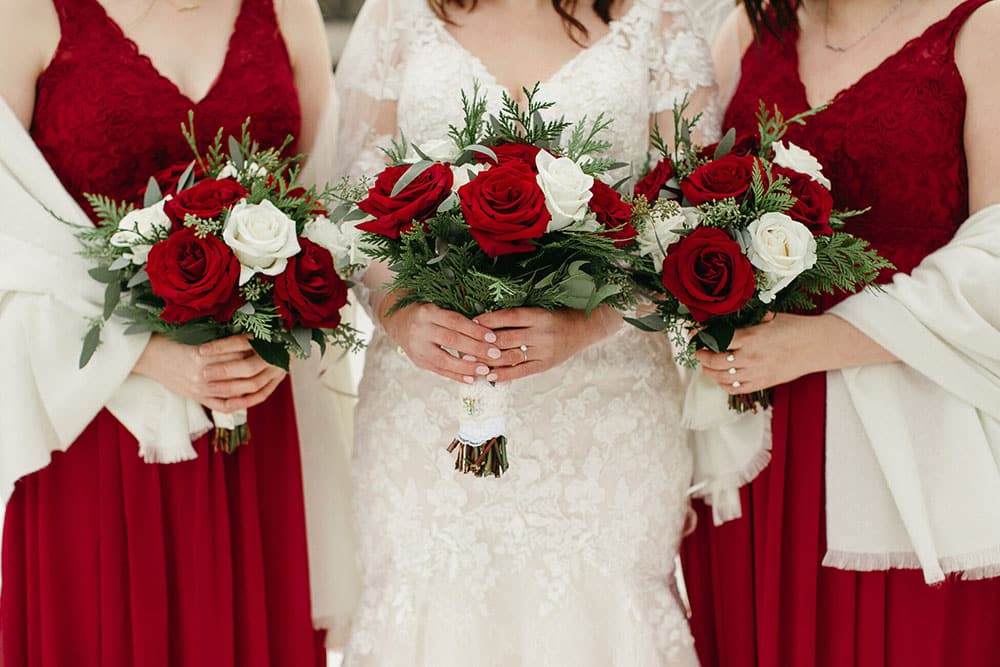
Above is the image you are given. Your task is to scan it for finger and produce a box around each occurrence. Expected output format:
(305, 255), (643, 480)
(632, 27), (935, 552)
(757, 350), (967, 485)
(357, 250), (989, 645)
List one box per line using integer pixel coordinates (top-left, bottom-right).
(205, 367), (282, 398)
(425, 347), (486, 377)
(492, 328), (536, 350)
(762, 311), (776, 323)
(432, 308), (498, 344)
(696, 350), (740, 372)
(199, 397), (233, 413)
(475, 308), (546, 330)
(703, 366), (743, 385)
(489, 347), (533, 368)
(220, 375), (284, 411)
(200, 334), (253, 356)
(488, 360), (548, 383)
(725, 380), (755, 395)
(203, 355), (269, 381)
(432, 325), (501, 361)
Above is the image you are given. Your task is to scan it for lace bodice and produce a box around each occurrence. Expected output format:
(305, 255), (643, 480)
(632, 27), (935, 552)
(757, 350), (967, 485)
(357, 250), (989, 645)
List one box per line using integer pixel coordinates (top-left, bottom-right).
(31, 0), (300, 211)
(337, 1), (719, 665)
(723, 0), (987, 303)
(335, 0), (719, 179)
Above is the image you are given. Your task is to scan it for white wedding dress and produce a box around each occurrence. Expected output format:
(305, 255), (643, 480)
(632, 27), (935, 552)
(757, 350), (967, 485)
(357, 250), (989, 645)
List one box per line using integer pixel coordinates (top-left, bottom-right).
(335, 1), (720, 664)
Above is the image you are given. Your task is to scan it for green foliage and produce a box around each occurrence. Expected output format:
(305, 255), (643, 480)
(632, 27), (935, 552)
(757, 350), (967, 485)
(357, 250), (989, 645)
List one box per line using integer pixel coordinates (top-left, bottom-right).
(755, 101), (825, 156)
(490, 83), (571, 148)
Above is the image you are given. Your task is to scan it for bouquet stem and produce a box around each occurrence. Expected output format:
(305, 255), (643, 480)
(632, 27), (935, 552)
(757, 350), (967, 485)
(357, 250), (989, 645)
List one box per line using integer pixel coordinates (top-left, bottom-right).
(210, 409), (251, 453)
(449, 379), (512, 478)
(728, 389), (773, 414)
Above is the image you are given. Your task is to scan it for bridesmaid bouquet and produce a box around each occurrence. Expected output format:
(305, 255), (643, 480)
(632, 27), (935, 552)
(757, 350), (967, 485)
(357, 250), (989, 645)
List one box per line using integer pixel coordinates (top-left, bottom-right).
(334, 84), (635, 477)
(625, 100), (893, 412)
(74, 116), (364, 451)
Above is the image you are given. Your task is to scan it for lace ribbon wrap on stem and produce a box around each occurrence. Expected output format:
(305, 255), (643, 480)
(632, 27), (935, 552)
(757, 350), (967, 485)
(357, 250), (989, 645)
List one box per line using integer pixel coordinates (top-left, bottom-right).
(447, 378), (513, 478)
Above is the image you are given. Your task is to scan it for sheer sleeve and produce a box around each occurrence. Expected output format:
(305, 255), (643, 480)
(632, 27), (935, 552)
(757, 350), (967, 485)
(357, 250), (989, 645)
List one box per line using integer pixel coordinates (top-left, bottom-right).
(649, 0), (724, 143)
(333, 0), (408, 179)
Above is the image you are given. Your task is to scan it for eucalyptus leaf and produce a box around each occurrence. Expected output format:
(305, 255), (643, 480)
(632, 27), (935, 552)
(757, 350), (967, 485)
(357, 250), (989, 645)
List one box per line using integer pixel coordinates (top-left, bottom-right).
(701, 324), (735, 352)
(177, 160), (197, 192)
(103, 280), (122, 320)
(169, 326), (223, 346)
(330, 202), (352, 222)
(463, 144), (498, 163)
(228, 136), (245, 171)
(124, 323), (153, 336)
(79, 322), (102, 368)
(291, 327), (313, 356)
(585, 283), (622, 313)
(311, 328), (328, 358)
(108, 256), (132, 271)
(714, 128), (737, 160)
(343, 207), (371, 222)
(249, 338), (291, 372)
(390, 160), (433, 197)
(88, 266), (117, 284)
(699, 331), (721, 353)
(126, 269), (150, 288)
(410, 143), (435, 162)
(436, 192), (459, 213)
(623, 314), (668, 332)
(237, 302), (255, 315)
(143, 177), (162, 208)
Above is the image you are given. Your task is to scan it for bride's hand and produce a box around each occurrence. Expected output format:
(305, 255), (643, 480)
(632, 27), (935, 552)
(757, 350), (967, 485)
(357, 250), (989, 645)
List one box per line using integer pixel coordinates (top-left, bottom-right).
(133, 334), (287, 412)
(380, 301), (502, 384)
(473, 306), (622, 383)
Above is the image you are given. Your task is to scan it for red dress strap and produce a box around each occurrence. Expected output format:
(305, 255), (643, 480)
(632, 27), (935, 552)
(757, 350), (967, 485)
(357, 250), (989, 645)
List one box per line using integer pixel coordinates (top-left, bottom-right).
(939, 0), (995, 36)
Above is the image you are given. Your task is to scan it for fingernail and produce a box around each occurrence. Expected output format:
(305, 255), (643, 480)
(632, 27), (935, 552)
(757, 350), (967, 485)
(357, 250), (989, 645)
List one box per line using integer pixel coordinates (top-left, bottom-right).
(462, 355), (477, 362)
(484, 332), (497, 343)
(476, 365), (490, 376)
(486, 373), (498, 382)
(473, 318), (481, 324)
(199, 344), (212, 355)
(487, 347), (501, 359)
(463, 376), (474, 384)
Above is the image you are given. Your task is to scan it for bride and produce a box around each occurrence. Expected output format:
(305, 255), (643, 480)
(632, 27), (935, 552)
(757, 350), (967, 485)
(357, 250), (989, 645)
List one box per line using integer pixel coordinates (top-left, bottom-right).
(335, 0), (719, 663)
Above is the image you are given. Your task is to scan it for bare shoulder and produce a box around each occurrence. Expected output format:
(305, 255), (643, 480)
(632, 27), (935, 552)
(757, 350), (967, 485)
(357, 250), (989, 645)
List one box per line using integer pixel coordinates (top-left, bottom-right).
(274, 0), (326, 35)
(0, 0), (60, 125)
(955, 0), (1000, 76)
(711, 4), (754, 98)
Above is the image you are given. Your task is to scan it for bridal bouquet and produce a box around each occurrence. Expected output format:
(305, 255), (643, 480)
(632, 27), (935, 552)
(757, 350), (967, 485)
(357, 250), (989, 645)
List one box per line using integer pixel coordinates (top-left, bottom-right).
(625, 101), (893, 411)
(334, 84), (634, 477)
(74, 116), (364, 451)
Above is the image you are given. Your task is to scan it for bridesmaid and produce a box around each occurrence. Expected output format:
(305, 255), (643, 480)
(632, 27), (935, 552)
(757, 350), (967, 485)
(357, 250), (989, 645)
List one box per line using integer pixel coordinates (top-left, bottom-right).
(0, 0), (333, 665)
(681, 0), (1000, 665)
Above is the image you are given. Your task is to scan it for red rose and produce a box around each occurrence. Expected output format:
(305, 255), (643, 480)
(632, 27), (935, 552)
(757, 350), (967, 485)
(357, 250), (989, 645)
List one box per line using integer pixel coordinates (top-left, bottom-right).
(137, 160), (204, 201)
(356, 163), (453, 239)
(701, 133), (761, 160)
(164, 178), (248, 227)
(774, 167), (834, 236)
(458, 160), (550, 257)
(634, 158), (677, 202)
(680, 154), (757, 205)
(273, 238), (349, 330)
(590, 180), (636, 247)
(477, 143), (542, 170)
(660, 227), (756, 322)
(146, 227), (243, 323)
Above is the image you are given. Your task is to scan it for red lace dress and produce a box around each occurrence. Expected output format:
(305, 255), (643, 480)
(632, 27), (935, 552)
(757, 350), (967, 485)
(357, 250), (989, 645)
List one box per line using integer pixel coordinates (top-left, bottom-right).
(680, 1), (1000, 665)
(0, 0), (326, 665)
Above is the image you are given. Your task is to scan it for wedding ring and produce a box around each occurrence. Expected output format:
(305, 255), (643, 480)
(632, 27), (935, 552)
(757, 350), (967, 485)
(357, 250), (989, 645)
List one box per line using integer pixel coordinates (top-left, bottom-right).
(726, 353), (736, 363)
(519, 344), (529, 364)
(728, 367), (737, 375)
(732, 380), (742, 388)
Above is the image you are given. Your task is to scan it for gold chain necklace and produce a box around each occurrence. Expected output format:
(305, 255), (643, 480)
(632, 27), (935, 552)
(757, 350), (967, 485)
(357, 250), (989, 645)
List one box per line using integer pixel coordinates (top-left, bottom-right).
(824, 0), (905, 52)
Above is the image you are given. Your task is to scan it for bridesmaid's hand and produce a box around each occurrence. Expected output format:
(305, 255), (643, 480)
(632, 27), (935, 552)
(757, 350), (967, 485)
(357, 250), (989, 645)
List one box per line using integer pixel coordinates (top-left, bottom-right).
(133, 334), (286, 412)
(380, 301), (501, 384)
(474, 306), (622, 383)
(695, 312), (896, 394)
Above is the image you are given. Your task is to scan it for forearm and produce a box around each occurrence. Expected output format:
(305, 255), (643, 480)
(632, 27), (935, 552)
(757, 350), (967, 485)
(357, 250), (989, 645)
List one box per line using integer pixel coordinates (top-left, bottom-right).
(807, 313), (898, 373)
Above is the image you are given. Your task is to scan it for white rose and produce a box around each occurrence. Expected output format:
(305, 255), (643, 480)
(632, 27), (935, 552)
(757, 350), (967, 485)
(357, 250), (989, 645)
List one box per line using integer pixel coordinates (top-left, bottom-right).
(742, 212), (818, 303)
(535, 151), (594, 232)
(450, 162), (488, 191)
(414, 138), (458, 163)
(635, 206), (694, 272)
(223, 199), (301, 285)
(303, 215), (371, 271)
(110, 196), (172, 265)
(217, 160), (267, 181)
(772, 141), (831, 189)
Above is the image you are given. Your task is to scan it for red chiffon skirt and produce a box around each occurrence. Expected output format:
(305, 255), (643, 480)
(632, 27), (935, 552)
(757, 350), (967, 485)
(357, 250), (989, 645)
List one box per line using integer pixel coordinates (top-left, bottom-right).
(681, 372), (1000, 667)
(1, 380), (326, 667)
